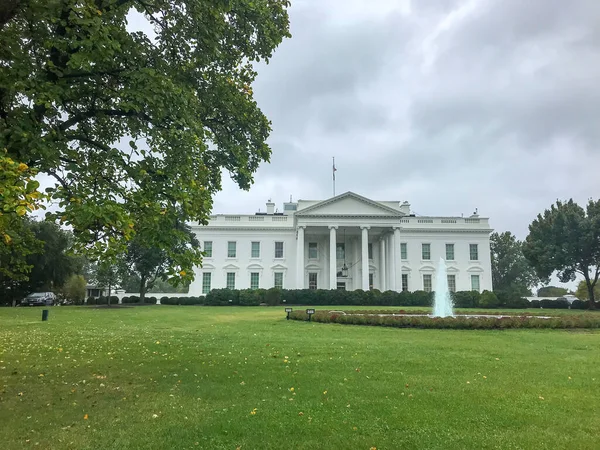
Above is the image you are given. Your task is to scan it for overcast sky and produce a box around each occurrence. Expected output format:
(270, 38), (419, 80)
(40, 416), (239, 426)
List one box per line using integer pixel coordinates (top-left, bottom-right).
(210, 0), (600, 241)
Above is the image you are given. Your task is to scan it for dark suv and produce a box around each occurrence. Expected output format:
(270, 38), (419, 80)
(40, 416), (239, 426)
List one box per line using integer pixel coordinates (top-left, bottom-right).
(21, 292), (56, 306)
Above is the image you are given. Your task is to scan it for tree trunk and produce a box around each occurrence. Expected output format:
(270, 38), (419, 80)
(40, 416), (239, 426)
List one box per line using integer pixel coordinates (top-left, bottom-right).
(139, 275), (146, 303)
(587, 283), (596, 310)
(584, 271), (596, 310)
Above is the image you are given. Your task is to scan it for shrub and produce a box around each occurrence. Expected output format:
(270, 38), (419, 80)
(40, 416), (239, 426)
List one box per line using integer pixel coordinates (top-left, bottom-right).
(530, 299), (541, 308)
(453, 291), (480, 308)
(478, 290), (500, 308)
(96, 296), (108, 305)
(289, 310), (600, 330)
(205, 288), (239, 306)
(264, 288), (282, 306)
(540, 299), (570, 309)
(109, 296), (119, 305)
(145, 296), (157, 304)
(571, 299), (590, 310)
(86, 296), (96, 305)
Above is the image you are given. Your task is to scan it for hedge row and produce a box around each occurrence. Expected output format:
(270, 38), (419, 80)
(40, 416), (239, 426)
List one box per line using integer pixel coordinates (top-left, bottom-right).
(86, 296), (119, 305)
(288, 310), (600, 329)
(204, 288), (592, 309)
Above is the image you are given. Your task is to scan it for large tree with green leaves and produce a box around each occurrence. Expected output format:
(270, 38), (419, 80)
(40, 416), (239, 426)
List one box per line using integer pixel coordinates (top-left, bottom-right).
(121, 213), (199, 301)
(0, 0), (290, 282)
(523, 199), (600, 309)
(490, 231), (538, 297)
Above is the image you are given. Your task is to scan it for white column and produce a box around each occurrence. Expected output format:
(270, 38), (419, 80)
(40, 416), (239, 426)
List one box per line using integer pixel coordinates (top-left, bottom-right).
(329, 226), (337, 290)
(296, 226), (305, 289)
(389, 231), (396, 291)
(394, 226), (402, 292)
(361, 226), (370, 290)
(379, 238), (386, 291)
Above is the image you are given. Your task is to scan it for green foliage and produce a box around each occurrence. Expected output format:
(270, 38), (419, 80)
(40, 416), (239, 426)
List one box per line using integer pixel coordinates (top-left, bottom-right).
(121, 216), (199, 301)
(575, 280), (600, 300)
(62, 274), (86, 304)
(264, 288), (282, 306)
(524, 199), (600, 308)
(452, 291), (481, 308)
(490, 231), (537, 295)
(0, 0), (291, 276)
(537, 286), (569, 297)
(478, 290), (500, 308)
(290, 310), (600, 329)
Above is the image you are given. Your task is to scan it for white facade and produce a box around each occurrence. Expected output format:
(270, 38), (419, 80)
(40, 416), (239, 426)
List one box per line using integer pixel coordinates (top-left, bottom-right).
(188, 192), (493, 295)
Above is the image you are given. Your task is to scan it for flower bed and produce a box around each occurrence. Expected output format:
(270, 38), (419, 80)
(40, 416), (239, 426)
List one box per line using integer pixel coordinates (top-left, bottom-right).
(288, 310), (600, 329)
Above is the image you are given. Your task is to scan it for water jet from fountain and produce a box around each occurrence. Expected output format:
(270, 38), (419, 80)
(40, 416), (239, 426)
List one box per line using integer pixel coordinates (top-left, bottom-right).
(432, 257), (454, 317)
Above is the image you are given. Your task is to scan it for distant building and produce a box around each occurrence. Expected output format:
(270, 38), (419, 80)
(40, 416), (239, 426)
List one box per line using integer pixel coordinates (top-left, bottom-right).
(189, 192), (493, 294)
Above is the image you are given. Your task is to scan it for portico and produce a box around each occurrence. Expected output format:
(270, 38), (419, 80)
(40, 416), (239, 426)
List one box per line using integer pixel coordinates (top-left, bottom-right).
(294, 192), (407, 291)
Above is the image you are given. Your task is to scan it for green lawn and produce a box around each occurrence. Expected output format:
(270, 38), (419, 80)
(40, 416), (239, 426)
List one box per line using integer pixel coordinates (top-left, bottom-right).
(1, 306), (599, 449)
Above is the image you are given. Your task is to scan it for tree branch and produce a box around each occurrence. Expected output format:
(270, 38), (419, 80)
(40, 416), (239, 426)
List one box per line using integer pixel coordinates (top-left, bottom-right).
(58, 109), (152, 132)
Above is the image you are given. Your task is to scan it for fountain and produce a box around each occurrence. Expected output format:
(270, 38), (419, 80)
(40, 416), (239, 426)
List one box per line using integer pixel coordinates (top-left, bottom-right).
(432, 257), (454, 317)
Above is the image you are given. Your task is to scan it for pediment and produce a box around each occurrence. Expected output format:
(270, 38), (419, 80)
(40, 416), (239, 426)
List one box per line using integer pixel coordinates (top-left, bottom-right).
(419, 265), (436, 272)
(271, 263), (288, 271)
(201, 263), (215, 270)
(246, 263), (263, 270)
(296, 192), (404, 217)
(223, 263), (240, 270)
(446, 266), (459, 273)
(466, 266), (484, 273)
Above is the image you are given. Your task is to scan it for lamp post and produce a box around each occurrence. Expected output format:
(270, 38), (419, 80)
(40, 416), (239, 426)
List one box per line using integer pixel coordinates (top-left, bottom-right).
(285, 307), (293, 320)
(306, 308), (315, 322)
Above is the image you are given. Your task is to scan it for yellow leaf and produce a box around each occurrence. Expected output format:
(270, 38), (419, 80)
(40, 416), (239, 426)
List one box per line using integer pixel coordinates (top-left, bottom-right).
(83, 414), (89, 420)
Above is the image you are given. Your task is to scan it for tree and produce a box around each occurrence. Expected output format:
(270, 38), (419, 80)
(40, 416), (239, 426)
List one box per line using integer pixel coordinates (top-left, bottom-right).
(1, 0), (291, 280)
(524, 199), (600, 309)
(537, 286), (568, 297)
(0, 152), (46, 287)
(63, 274), (86, 303)
(95, 259), (123, 303)
(575, 280), (600, 301)
(122, 213), (199, 302)
(490, 231), (538, 297)
(0, 219), (81, 304)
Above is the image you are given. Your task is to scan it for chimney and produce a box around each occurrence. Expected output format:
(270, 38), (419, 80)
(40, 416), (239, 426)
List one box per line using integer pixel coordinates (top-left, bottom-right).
(266, 199), (275, 215)
(400, 201), (410, 214)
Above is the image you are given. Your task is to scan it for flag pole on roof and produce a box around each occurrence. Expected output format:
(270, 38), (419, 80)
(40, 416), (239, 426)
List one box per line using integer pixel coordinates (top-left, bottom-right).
(332, 156), (337, 197)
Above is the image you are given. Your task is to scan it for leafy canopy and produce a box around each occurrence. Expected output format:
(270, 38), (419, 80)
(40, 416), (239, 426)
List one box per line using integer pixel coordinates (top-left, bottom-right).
(524, 199), (600, 307)
(490, 231), (538, 297)
(0, 0), (291, 280)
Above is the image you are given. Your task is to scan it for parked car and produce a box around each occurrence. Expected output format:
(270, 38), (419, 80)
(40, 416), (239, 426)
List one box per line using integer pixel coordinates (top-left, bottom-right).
(20, 292), (56, 306)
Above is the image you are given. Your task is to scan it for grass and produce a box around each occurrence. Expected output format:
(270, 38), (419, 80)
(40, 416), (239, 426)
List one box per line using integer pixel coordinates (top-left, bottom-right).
(0, 306), (599, 449)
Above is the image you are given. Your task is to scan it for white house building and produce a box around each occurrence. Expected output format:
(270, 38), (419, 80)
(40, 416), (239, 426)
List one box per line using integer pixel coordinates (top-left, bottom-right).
(188, 192), (493, 295)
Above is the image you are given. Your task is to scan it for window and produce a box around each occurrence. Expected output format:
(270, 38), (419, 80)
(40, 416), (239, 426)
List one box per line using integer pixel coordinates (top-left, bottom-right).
(422, 243), (431, 260)
(401, 274), (408, 292)
(226, 272), (235, 289)
(336, 243), (345, 260)
(470, 244), (479, 260)
(368, 243), (373, 260)
(471, 275), (480, 292)
(250, 272), (259, 290)
(227, 241), (237, 258)
(204, 241), (213, 258)
(336, 281), (346, 290)
(423, 274), (432, 292)
(275, 241), (284, 258)
(274, 272), (283, 289)
(202, 273), (212, 294)
(251, 241), (260, 258)
(445, 243), (454, 261)
(447, 274), (456, 293)
(308, 272), (318, 290)
(400, 243), (407, 260)
(369, 273), (374, 290)
(308, 242), (318, 259)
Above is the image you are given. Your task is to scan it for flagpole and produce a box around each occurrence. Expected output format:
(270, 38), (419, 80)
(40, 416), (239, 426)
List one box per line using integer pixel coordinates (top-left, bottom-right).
(332, 157), (336, 197)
